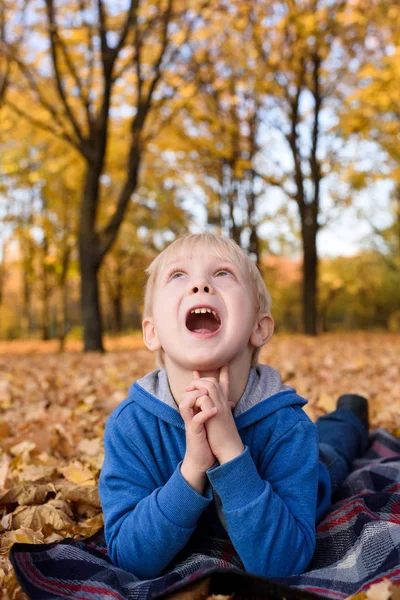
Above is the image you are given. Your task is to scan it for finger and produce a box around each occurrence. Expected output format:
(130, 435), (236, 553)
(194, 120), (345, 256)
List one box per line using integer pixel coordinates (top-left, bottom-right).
(178, 403), (193, 424)
(192, 406), (217, 431)
(179, 389), (208, 420)
(219, 364), (229, 399)
(187, 379), (219, 405)
(194, 394), (214, 412)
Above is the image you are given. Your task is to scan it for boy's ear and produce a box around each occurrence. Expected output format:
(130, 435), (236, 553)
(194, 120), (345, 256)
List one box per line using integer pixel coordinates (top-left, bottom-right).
(250, 314), (274, 348)
(142, 317), (162, 352)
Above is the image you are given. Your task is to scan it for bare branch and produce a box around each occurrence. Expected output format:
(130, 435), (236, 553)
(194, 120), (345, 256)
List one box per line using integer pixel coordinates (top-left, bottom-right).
(0, 3), (10, 106)
(6, 100), (81, 151)
(3, 47), (86, 153)
(286, 58), (307, 216)
(309, 51), (322, 226)
(55, 26), (92, 126)
(113, 0), (139, 58)
(44, 0), (85, 145)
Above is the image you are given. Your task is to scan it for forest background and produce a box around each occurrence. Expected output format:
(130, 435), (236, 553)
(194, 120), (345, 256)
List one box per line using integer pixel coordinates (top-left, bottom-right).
(0, 0), (400, 597)
(0, 0), (400, 348)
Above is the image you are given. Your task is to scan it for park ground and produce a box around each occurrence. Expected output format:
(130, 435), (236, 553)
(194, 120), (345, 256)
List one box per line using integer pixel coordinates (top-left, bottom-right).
(0, 332), (399, 597)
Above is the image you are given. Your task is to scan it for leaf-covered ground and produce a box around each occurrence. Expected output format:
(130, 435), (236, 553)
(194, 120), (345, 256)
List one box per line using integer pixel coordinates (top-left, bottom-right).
(0, 332), (399, 599)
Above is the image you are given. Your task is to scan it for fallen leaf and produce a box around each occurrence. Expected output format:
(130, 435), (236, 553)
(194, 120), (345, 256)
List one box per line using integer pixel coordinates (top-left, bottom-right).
(17, 464), (57, 483)
(0, 453), (11, 488)
(10, 499), (74, 532)
(61, 461), (96, 486)
(365, 579), (392, 600)
(0, 483), (56, 507)
(9, 441), (36, 462)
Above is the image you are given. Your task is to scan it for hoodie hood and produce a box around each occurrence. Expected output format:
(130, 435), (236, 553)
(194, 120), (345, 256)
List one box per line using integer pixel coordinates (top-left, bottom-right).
(131, 365), (303, 430)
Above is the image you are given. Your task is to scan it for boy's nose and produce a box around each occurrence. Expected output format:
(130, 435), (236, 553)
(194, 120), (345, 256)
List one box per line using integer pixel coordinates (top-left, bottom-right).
(191, 284), (212, 294)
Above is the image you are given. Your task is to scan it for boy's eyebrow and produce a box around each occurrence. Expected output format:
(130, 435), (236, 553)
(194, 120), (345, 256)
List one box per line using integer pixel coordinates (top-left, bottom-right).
(164, 258), (187, 268)
(164, 256), (237, 269)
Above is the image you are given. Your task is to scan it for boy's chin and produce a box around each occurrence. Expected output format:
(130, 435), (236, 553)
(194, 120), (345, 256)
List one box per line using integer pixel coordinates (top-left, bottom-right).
(178, 352), (227, 373)
(185, 359), (224, 373)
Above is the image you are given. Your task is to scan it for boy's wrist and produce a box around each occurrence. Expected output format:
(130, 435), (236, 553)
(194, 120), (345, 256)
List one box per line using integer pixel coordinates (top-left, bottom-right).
(217, 443), (245, 465)
(180, 460), (207, 495)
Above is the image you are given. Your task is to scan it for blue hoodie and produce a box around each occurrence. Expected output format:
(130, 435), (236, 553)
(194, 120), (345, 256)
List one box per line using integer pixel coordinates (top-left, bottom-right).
(99, 365), (331, 580)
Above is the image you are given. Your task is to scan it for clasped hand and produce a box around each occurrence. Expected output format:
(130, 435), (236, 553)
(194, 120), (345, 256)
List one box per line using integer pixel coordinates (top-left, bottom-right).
(184, 365), (244, 465)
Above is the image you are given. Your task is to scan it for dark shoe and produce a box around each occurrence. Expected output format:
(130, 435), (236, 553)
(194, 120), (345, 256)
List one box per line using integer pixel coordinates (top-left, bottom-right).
(337, 394), (369, 431)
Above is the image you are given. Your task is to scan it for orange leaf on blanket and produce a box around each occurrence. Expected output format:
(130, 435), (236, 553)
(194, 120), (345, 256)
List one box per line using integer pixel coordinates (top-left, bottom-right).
(365, 580), (393, 600)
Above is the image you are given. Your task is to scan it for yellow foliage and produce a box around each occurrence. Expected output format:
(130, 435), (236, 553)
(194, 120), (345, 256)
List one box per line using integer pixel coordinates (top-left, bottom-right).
(61, 462), (96, 486)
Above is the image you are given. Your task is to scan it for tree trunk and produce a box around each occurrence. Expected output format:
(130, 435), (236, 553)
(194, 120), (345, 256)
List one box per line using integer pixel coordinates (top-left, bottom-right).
(58, 273), (69, 352)
(113, 295), (123, 333)
(41, 238), (50, 341)
(301, 217), (318, 335)
(79, 248), (103, 351)
(249, 226), (260, 267)
(79, 158), (104, 351)
(22, 249), (34, 337)
(114, 259), (123, 333)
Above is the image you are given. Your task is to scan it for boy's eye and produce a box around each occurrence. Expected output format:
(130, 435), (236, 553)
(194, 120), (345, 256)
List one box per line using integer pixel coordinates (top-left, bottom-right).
(168, 270), (185, 280)
(215, 269), (234, 278)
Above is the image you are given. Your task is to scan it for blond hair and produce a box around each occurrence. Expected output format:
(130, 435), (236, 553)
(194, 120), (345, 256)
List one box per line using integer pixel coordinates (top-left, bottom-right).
(143, 233), (272, 366)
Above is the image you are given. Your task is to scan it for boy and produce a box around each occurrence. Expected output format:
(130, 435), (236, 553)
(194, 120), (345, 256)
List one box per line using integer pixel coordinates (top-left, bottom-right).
(99, 233), (368, 580)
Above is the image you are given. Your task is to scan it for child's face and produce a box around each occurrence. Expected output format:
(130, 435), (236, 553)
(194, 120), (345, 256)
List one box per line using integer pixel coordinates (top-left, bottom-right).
(143, 246), (262, 372)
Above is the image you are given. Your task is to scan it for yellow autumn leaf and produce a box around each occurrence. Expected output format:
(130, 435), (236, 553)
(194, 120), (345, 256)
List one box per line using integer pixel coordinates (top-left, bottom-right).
(61, 462), (96, 486)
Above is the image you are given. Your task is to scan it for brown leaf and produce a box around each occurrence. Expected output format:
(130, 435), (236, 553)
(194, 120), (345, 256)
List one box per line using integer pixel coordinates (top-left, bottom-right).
(0, 422), (11, 439)
(11, 499), (74, 532)
(0, 483), (56, 507)
(58, 484), (100, 508)
(17, 464), (57, 483)
(0, 454), (11, 488)
(1, 527), (45, 546)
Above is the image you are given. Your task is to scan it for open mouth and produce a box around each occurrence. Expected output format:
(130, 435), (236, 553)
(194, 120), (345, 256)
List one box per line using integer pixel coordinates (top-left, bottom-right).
(185, 307), (221, 335)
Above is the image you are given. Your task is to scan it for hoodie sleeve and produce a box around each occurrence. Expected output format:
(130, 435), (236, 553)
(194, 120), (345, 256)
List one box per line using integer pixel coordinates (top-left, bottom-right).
(206, 416), (319, 577)
(98, 413), (213, 579)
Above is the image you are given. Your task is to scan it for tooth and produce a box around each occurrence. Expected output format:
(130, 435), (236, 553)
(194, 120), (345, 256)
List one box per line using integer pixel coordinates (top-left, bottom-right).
(195, 308), (201, 313)
(201, 308), (207, 313)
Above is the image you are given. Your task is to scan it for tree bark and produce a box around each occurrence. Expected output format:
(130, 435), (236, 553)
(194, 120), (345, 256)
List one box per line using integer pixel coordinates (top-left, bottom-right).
(79, 246), (103, 352)
(58, 248), (71, 352)
(41, 234), (50, 341)
(21, 237), (35, 337)
(113, 295), (123, 333)
(58, 279), (68, 352)
(301, 213), (318, 336)
(114, 258), (123, 333)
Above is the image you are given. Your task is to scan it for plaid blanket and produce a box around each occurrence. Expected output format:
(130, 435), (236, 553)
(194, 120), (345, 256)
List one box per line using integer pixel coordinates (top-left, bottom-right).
(10, 428), (400, 600)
